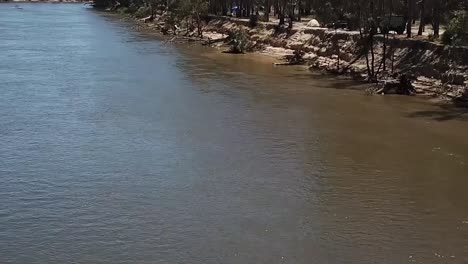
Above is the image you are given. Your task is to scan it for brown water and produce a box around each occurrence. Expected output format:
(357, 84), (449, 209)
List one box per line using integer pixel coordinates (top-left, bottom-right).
(1, 4), (468, 264)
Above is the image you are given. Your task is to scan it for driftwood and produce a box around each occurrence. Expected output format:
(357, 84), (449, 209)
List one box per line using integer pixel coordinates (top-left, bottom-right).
(142, 15), (154, 23)
(202, 37), (228, 46)
(370, 74), (416, 95)
(275, 49), (306, 66)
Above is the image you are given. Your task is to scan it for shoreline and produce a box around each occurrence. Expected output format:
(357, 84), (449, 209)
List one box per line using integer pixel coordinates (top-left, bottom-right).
(113, 11), (468, 105)
(26, 5), (468, 105)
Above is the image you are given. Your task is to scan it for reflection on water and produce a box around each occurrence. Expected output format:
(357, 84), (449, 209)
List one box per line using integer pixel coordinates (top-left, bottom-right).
(1, 3), (467, 264)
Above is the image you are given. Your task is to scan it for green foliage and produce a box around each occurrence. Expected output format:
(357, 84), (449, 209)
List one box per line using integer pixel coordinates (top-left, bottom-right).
(227, 29), (251, 53)
(442, 11), (468, 45)
(178, 0), (208, 36)
(191, 0), (209, 19)
(441, 29), (454, 44)
(167, 10), (180, 25)
(176, 0), (193, 20)
(138, 7), (152, 18)
(117, 7), (131, 14)
(134, 6), (152, 18)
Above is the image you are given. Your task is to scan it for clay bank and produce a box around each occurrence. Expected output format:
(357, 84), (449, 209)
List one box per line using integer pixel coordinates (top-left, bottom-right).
(123, 13), (468, 103)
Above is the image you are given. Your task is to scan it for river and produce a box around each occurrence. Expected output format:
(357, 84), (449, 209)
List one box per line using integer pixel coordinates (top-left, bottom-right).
(1, 3), (467, 264)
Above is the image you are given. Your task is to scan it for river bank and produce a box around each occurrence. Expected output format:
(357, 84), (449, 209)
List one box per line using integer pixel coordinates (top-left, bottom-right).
(106, 9), (468, 104)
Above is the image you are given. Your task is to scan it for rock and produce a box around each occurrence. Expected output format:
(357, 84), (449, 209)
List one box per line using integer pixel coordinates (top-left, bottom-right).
(307, 19), (320, 27)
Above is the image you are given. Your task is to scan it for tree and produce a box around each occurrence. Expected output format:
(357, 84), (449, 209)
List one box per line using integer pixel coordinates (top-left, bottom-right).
(407, 0), (415, 37)
(93, 0), (467, 46)
(417, 0), (426, 35)
(442, 11), (468, 45)
(264, 0), (270, 21)
(192, 0), (209, 37)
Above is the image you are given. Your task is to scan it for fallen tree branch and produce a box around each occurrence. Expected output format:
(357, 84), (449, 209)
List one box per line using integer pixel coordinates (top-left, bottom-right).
(202, 37), (228, 45)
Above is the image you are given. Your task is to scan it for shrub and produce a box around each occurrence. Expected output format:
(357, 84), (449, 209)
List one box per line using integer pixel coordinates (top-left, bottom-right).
(117, 7), (130, 15)
(442, 11), (468, 45)
(134, 6), (152, 18)
(227, 29), (250, 53)
(462, 88), (468, 100)
(441, 30), (453, 44)
(249, 14), (258, 28)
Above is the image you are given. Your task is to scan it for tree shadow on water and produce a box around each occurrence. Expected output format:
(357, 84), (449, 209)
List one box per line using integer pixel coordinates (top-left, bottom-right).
(283, 72), (369, 91)
(406, 103), (468, 122)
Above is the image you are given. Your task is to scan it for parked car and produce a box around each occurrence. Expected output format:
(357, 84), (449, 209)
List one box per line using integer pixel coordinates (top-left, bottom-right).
(379, 15), (407, 34)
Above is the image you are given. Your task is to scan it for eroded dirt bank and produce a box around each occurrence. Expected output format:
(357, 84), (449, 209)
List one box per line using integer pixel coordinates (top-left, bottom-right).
(118, 13), (468, 103)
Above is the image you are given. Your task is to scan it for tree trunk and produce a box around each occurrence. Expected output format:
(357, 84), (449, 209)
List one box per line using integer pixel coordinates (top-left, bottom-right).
(305, 0), (310, 15)
(335, 32), (340, 70)
(222, 3), (227, 16)
(370, 34), (375, 78)
(417, 0), (425, 35)
(407, 0), (414, 38)
(264, 0), (270, 21)
(288, 2), (294, 27)
(359, 28), (372, 81)
(278, 0), (286, 25)
(297, 0), (301, 21)
(381, 0), (388, 72)
(432, 0), (441, 38)
(382, 34), (387, 72)
(196, 15), (203, 38)
(273, 0), (278, 16)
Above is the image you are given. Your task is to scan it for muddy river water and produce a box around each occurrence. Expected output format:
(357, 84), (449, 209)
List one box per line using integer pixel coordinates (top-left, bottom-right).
(1, 3), (467, 264)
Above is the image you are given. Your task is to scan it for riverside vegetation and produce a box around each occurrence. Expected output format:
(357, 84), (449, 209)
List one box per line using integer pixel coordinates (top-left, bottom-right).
(93, 0), (468, 103)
